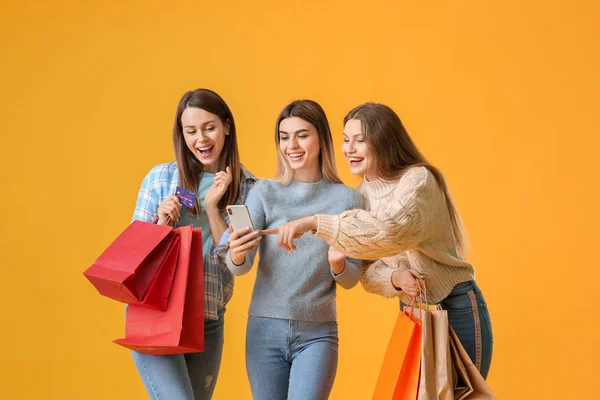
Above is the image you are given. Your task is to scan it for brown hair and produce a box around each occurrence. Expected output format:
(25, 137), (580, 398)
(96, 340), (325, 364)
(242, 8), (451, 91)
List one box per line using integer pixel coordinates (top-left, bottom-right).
(344, 102), (468, 253)
(274, 100), (342, 185)
(173, 89), (241, 214)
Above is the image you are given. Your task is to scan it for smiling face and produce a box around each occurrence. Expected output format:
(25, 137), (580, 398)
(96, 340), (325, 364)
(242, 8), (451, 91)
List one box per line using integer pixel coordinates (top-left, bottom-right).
(278, 116), (321, 179)
(342, 118), (377, 180)
(181, 107), (229, 173)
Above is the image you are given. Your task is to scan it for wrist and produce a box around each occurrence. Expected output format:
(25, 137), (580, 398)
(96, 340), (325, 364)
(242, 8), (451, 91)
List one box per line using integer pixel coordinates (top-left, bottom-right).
(391, 270), (403, 291)
(204, 203), (219, 213)
(308, 216), (318, 232)
(157, 217), (170, 226)
(330, 259), (345, 274)
(230, 252), (245, 266)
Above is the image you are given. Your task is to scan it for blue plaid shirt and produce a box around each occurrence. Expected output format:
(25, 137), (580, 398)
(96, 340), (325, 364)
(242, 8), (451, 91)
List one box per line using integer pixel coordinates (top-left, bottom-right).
(132, 161), (258, 320)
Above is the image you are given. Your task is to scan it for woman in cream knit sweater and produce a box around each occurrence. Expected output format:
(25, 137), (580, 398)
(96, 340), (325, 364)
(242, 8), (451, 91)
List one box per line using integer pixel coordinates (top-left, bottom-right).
(262, 102), (493, 379)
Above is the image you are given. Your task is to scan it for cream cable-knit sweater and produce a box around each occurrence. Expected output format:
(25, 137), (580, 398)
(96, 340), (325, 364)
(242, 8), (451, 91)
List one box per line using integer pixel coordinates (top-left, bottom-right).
(315, 166), (475, 303)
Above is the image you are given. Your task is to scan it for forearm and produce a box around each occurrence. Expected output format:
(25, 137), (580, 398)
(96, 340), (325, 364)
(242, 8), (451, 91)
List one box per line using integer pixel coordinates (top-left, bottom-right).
(315, 208), (420, 260)
(206, 206), (228, 245)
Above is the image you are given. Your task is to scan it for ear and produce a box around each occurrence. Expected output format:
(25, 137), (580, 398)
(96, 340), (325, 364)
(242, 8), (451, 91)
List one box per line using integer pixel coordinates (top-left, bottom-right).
(224, 119), (231, 136)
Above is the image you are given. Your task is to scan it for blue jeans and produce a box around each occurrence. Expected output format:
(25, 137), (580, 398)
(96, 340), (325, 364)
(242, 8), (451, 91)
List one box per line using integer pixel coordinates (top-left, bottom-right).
(403, 280), (493, 379)
(131, 313), (225, 400)
(246, 316), (339, 400)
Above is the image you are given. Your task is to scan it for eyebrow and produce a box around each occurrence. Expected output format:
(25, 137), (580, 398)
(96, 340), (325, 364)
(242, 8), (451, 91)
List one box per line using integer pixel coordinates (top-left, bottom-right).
(279, 129), (309, 135)
(343, 132), (363, 137)
(183, 120), (217, 129)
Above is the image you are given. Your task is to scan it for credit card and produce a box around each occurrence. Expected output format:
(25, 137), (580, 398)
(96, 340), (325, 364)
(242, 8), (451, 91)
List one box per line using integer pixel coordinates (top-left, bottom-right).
(175, 186), (196, 209)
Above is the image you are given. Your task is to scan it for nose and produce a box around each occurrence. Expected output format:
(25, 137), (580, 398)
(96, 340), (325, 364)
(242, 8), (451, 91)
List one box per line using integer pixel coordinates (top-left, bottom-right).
(195, 130), (208, 142)
(346, 141), (356, 153)
(288, 136), (299, 148)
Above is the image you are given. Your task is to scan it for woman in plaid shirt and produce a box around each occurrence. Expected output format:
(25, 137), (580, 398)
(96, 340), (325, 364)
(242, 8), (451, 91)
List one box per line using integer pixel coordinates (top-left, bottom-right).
(131, 88), (257, 399)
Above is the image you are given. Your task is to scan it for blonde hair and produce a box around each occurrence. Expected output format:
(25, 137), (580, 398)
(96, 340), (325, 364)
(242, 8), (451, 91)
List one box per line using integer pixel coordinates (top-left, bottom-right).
(274, 100), (342, 185)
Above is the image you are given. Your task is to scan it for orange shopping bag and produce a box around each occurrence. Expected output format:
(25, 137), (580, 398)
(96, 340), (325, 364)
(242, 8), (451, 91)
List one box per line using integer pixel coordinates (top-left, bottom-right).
(373, 299), (423, 400)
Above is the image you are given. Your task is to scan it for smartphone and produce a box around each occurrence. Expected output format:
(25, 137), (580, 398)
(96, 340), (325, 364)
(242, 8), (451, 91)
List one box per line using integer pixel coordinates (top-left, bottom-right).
(226, 205), (255, 234)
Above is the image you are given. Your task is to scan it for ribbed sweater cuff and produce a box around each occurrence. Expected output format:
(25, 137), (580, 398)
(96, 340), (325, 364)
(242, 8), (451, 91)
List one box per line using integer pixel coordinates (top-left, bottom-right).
(225, 250), (252, 276)
(315, 214), (340, 245)
(381, 267), (403, 298)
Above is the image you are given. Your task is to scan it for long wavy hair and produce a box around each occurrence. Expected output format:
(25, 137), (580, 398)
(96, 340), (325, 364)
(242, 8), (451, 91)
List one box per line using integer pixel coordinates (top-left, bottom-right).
(345, 102), (468, 254)
(173, 89), (242, 214)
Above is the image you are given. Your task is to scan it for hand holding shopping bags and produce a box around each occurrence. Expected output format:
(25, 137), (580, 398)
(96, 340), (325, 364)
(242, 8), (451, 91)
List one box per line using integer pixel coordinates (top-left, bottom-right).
(373, 294), (423, 400)
(84, 220), (180, 311)
(374, 283), (495, 400)
(84, 218), (205, 355)
(114, 225), (205, 355)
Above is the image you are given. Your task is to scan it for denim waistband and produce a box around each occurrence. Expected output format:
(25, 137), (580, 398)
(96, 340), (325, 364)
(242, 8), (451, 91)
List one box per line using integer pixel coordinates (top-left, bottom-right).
(448, 280), (479, 296)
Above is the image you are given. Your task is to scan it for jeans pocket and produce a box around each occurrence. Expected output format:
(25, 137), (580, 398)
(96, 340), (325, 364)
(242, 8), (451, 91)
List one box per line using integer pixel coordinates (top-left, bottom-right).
(320, 321), (339, 346)
(441, 291), (475, 314)
(318, 321), (339, 340)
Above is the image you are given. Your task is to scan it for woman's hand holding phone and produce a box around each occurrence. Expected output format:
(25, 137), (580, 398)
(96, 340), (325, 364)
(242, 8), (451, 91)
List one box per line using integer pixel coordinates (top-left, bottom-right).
(228, 226), (262, 265)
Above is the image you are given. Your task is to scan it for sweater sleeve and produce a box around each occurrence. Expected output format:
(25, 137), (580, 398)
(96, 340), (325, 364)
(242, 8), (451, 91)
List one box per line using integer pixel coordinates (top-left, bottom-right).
(331, 257), (362, 289)
(360, 253), (410, 298)
(315, 168), (431, 260)
(225, 247), (254, 275)
(328, 188), (365, 289)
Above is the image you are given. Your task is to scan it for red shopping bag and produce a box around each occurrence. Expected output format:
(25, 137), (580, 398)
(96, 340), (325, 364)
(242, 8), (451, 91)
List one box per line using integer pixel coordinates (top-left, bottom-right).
(113, 225), (205, 355)
(373, 304), (423, 400)
(84, 220), (180, 311)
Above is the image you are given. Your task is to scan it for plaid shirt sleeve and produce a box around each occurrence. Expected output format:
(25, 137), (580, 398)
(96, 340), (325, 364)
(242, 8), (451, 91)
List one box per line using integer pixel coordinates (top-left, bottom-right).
(207, 165), (259, 319)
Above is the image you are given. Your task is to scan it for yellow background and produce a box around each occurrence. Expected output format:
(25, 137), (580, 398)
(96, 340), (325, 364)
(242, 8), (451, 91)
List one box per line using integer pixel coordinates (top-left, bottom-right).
(1, 1), (598, 399)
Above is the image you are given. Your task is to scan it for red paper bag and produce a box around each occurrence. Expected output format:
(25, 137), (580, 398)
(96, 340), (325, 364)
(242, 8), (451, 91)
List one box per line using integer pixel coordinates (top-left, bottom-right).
(84, 220), (180, 311)
(373, 309), (423, 400)
(114, 225), (205, 355)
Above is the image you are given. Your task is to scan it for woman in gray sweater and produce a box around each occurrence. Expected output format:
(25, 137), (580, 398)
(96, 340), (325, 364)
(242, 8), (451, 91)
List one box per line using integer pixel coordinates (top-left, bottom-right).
(262, 102), (493, 379)
(219, 100), (363, 400)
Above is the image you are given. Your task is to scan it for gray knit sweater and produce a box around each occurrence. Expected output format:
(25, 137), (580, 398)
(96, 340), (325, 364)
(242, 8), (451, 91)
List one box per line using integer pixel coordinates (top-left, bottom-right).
(224, 178), (363, 322)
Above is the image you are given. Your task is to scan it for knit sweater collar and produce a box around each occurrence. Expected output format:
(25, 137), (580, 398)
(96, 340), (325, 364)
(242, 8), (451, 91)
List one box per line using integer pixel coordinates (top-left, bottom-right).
(362, 175), (399, 199)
